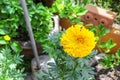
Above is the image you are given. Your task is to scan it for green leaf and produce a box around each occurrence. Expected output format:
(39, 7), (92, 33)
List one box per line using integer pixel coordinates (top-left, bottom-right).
(77, 9), (88, 16)
(0, 37), (7, 44)
(116, 49), (120, 59)
(85, 23), (93, 27)
(0, 47), (25, 80)
(0, 25), (4, 28)
(47, 62), (55, 67)
(98, 39), (116, 53)
(0, 29), (8, 35)
(105, 49), (110, 53)
(48, 52), (56, 58)
(109, 54), (114, 61)
(10, 42), (22, 54)
(0, 40), (7, 44)
(96, 25), (110, 37)
(107, 39), (117, 49)
(98, 42), (106, 48)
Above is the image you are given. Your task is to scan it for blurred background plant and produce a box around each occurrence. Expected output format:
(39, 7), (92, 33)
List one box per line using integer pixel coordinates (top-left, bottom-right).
(100, 49), (120, 69)
(0, 47), (25, 80)
(0, 0), (22, 38)
(0, 0), (53, 45)
(99, 49), (120, 79)
(0, 0), (55, 78)
(27, 0), (53, 47)
(0, 34), (22, 54)
(0, 0), (54, 77)
(0, 35), (25, 80)
(50, 0), (88, 24)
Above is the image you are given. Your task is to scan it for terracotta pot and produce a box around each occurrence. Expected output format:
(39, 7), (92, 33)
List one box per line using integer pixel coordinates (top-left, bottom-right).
(81, 4), (117, 28)
(42, 0), (55, 7)
(101, 26), (120, 54)
(60, 18), (72, 29)
(19, 41), (43, 58)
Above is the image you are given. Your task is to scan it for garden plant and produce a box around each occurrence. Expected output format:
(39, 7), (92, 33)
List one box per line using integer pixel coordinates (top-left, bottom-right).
(0, 35), (25, 80)
(36, 23), (117, 80)
(0, 0), (120, 80)
(33, 0), (120, 79)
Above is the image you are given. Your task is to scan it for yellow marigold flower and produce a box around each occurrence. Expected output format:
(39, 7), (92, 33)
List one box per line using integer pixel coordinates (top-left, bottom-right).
(60, 24), (96, 58)
(4, 35), (11, 41)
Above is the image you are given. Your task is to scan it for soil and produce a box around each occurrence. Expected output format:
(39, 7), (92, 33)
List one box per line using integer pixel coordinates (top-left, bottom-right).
(95, 64), (120, 80)
(13, 26), (29, 41)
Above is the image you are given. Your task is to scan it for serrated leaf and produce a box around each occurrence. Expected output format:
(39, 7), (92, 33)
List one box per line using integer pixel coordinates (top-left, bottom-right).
(48, 50), (56, 58)
(47, 62), (55, 67)
(10, 42), (22, 54)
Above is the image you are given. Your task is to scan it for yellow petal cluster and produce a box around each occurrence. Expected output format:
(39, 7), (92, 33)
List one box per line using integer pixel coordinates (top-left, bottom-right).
(4, 35), (11, 41)
(60, 24), (96, 58)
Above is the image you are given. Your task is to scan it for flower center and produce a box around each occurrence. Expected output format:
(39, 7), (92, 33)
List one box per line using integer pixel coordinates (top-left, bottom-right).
(76, 37), (85, 44)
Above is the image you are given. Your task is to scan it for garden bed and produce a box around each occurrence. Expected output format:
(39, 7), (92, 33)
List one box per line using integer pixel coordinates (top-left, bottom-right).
(95, 64), (120, 80)
(0, 0), (120, 80)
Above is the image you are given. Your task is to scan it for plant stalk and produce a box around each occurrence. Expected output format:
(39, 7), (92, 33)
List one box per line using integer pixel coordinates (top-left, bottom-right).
(20, 0), (41, 69)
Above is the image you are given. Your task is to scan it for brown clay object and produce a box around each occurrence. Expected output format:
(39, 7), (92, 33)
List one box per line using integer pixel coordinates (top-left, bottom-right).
(19, 41), (43, 58)
(81, 4), (117, 28)
(60, 18), (72, 29)
(101, 26), (120, 54)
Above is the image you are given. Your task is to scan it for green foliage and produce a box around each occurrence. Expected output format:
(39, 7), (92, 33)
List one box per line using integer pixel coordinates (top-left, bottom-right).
(10, 41), (22, 54)
(0, 35), (24, 79)
(0, 36), (7, 44)
(100, 49), (120, 69)
(50, 0), (88, 24)
(0, 47), (25, 80)
(89, 25), (110, 38)
(89, 25), (116, 53)
(111, 0), (120, 24)
(42, 31), (63, 58)
(0, 0), (53, 47)
(36, 32), (98, 80)
(28, 2), (53, 44)
(36, 23), (118, 80)
(98, 39), (116, 53)
(0, 35), (22, 54)
(94, 0), (112, 9)
(0, 0), (22, 37)
(80, 0), (92, 5)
